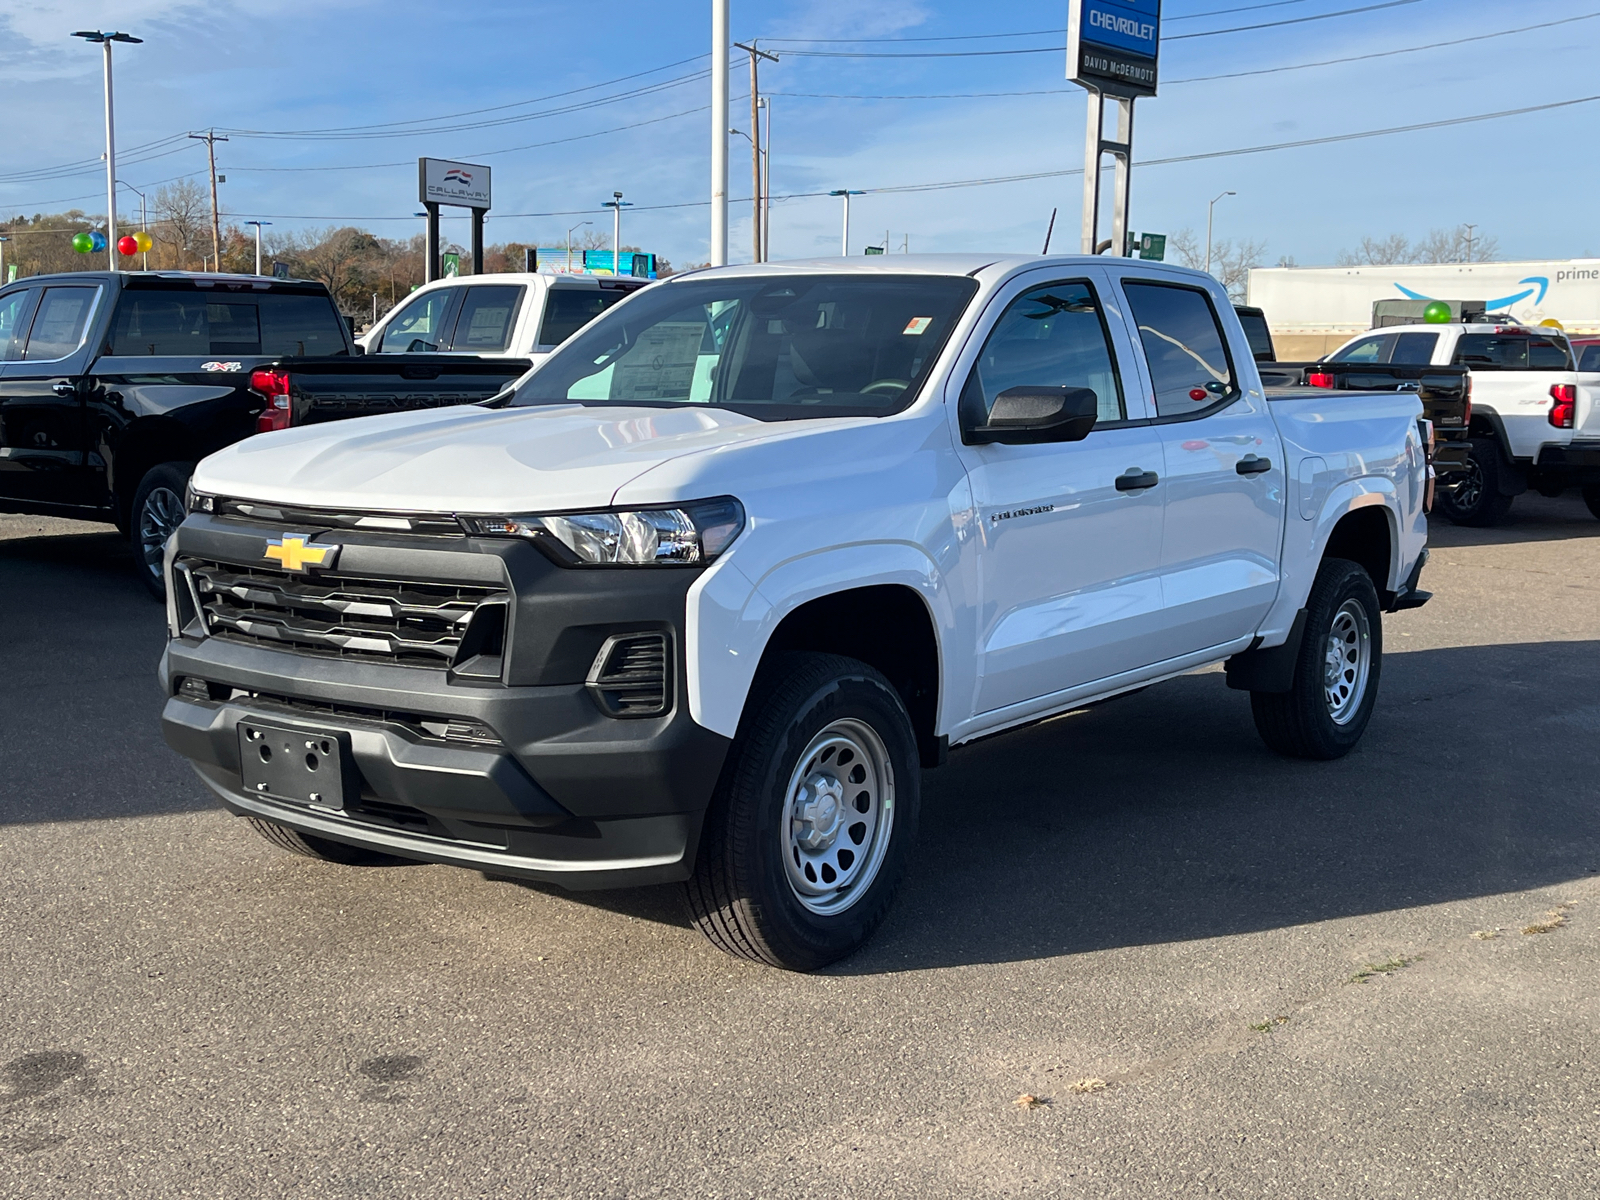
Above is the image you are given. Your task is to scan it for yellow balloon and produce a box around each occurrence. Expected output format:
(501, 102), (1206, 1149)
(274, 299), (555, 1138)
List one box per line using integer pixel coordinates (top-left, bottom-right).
(1539, 317), (1564, 330)
(132, 230), (154, 253)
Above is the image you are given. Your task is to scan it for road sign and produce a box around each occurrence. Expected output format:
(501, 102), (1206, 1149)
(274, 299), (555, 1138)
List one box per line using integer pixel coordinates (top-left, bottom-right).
(1067, 0), (1160, 98)
(442, 252), (460, 278)
(271, 261), (288, 280)
(864, 245), (885, 256)
(419, 158), (491, 210)
(1139, 232), (1166, 261)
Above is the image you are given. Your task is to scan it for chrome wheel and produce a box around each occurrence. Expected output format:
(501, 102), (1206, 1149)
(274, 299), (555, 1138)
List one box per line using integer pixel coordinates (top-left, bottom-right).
(781, 718), (895, 916)
(1323, 598), (1371, 725)
(1450, 457), (1484, 511)
(138, 485), (185, 577)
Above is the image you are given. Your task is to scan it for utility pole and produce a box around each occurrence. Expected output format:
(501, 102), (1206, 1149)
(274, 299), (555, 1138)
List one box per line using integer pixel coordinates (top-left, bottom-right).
(734, 41), (778, 263)
(759, 97), (771, 262)
(245, 220), (271, 275)
(0, 236), (8, 284)
(1205, 190), (1235, 276)
(73, 30), (141, 269)
(189, 129), (229, 270)
(1462, 223), (1477, 264)
(710, 0), (729, 267)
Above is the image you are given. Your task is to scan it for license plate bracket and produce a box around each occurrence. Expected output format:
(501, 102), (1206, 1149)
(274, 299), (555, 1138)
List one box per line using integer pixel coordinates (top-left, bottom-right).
(237, 719), (357, 810)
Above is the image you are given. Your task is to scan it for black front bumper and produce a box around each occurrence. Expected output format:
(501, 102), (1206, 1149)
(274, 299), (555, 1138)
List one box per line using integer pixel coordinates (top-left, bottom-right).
(159, 515), (732, 889)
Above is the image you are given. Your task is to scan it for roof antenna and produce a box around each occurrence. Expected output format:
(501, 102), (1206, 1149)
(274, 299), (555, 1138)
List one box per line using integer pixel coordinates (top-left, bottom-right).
(1041, 207), (1058, 255)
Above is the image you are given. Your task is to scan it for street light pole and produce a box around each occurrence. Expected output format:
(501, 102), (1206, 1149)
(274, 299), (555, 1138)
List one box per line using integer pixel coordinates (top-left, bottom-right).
(602, 192), (633, 276)
(117, 179), (149, 270)
(829, 190), (864, 257)
(245, 220), (271, 275)
(710, 0), (729, 267)
(566, 220), (591, 272)
(1205, 190), (1235, 277)
(74, 30), (142, 269)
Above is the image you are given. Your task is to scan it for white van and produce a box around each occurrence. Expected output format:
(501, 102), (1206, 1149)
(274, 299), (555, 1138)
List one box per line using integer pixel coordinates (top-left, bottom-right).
(358, 272), (651, 365)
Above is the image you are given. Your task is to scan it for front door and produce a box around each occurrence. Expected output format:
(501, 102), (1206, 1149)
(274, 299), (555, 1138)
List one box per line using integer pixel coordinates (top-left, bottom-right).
(0, 284), (102, 507)
(953, 273), (1167, 715)
(1111, 274), (1285, 660)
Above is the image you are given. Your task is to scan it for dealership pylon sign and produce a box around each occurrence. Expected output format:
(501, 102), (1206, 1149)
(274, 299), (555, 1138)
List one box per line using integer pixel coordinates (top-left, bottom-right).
(418, 157), (492, 282)
(1068, 1), (1160, 256)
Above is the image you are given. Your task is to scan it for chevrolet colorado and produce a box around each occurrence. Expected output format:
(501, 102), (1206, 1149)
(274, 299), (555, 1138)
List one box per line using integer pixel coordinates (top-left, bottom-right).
(159, 256), (1432, 969)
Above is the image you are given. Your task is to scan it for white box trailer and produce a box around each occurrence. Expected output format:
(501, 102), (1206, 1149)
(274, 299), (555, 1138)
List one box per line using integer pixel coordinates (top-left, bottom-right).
(1248, 260), (1600, 360)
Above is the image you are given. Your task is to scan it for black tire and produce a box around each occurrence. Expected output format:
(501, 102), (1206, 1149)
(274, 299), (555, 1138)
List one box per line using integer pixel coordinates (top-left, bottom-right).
(245, 816), (406, 866)
(685, 653), (920, 971)
(1435, 438), (1513, 527)
(1250, 558), (1383, 761)
(129, 462), (193, 599)
(1583, 485), (1600, 522)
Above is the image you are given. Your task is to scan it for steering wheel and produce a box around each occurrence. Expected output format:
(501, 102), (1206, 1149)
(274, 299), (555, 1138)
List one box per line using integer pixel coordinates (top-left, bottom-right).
(861, 379), (910, 396)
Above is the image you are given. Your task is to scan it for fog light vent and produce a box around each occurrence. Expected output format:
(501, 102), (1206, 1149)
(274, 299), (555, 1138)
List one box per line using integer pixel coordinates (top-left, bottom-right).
(586, 633), (670, 718)
(178, 676), (214, 702)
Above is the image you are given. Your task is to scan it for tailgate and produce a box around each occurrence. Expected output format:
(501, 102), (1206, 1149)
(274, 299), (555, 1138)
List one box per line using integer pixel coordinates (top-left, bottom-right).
(279, 356), (532, 425)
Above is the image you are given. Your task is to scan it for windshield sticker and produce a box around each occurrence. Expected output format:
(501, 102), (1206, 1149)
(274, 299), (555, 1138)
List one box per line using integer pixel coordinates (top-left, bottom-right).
(903, 317), (933, 336)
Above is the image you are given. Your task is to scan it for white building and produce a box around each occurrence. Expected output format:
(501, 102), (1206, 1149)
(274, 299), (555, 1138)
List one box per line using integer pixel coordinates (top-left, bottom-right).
(1247, 259), (1600, 359)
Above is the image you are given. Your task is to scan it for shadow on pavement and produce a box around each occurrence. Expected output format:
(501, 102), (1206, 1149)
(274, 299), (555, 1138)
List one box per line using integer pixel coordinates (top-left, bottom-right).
(0, 530), (213, 825)
(1427, 491), (1600, 548)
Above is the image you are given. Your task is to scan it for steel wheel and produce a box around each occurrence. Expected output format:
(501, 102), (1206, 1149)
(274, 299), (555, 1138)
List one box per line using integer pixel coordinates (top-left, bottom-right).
(780, 717), (895, 917)
(1323, 598), (1371, 725)
(138, 485), (185, 578)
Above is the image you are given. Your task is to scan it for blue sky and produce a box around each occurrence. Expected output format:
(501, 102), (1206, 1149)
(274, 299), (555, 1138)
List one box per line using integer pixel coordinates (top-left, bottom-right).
(3, 0), (1597, 266)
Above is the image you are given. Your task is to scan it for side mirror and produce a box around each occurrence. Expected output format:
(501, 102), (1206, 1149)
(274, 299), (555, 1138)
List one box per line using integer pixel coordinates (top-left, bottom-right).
(965, 386), (1100, 446)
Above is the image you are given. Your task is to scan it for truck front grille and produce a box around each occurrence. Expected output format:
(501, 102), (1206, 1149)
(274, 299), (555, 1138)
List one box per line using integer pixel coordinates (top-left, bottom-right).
(586, 633), (670, 717)
(184, 559), (505, 668)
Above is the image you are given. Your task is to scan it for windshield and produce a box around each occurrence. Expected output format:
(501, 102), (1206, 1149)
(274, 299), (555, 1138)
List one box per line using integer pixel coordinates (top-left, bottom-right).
(509, 273), (978, 419)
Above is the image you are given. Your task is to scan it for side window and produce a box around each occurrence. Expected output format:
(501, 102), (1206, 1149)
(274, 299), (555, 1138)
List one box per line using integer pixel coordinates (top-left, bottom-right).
(378, 291), (453, 353)
(538, 287), (628, 348)
(449, 285), (523, 352)
(1121, 280), (1237, 418)
(1579, 345), (1600, 372)
(1330, 335), (1388, 364)
(0, 289), (38, 362)
(1528, 337), (1573, 370)
(959, 280), (1125, 426)
(1390, 332), (1439, 365)
(22, 286), (100, 361)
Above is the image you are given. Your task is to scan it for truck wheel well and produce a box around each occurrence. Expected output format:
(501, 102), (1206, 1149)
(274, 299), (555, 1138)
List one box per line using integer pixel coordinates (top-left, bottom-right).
(1322, 507), (1392, 598)
(758, 585), (943, 767)
(114, 419), (198, 527)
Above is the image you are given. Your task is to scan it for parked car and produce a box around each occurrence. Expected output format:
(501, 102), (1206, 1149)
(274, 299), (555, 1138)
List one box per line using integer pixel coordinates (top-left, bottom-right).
(0, 271), (532, 595)
(357, 272), (651, 367)
(160, 255), (1431, 970)
(1321, 321), (1600, 525)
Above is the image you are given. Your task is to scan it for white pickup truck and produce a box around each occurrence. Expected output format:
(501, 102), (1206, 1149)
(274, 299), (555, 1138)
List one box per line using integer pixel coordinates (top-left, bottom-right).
(1324, 321), (1600, 525)
(160, 256), (1431, 970)
(358, 271), (649, 364)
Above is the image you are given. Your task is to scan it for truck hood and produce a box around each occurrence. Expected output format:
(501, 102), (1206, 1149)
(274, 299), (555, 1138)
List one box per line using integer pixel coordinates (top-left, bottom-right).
(190, 402), (828, 512)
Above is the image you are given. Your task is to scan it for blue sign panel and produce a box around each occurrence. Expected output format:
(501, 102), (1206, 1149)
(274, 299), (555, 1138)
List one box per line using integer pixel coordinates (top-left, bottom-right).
(1068, 0), (1160, 97)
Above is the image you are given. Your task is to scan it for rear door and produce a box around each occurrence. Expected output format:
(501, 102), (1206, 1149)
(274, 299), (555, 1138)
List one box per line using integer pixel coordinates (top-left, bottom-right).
(0, 283), (104, 506)
(444, 284), (524, 354)
(1108, 271), (1286, 661)
(952, 268), (1168, 713)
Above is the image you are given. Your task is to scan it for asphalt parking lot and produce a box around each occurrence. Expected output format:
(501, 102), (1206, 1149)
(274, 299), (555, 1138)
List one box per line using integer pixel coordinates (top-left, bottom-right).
(2, 500), (1597, 1199)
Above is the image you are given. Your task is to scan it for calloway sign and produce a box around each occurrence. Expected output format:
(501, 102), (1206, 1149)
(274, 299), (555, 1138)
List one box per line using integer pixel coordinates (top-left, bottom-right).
(419, 158), (491, 210)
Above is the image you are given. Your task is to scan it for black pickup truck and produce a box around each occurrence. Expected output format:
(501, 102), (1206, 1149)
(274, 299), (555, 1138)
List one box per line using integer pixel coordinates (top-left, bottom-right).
(1234, 306), (1472, 481)
(0, 271), (530, 595)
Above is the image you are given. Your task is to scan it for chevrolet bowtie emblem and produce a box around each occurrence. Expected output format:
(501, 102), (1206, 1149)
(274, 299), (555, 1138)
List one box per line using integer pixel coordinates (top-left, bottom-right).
(263, 534), (338, 572)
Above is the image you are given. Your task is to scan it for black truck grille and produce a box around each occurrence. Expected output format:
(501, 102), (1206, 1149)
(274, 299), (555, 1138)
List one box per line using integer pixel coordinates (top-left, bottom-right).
(586, 633), (670, 717)
(184, 559), (505, 668)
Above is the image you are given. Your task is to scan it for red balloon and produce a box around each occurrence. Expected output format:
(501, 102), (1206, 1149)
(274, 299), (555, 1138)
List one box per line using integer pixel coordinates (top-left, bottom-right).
(117, 235), (139, 256)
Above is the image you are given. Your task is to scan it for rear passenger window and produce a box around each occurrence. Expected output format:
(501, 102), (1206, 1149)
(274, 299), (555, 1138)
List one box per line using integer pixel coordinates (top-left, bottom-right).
(449, 285), (522, 351)
(1390, 332), (1438, 365)
(1121, 281), (1237, 417)
(1580, 345), (1600, 372)
(23, 286), (100, 360)
(0, 289), (36, 362)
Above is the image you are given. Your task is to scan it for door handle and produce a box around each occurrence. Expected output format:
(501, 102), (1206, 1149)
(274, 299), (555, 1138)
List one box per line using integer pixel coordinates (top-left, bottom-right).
(52, 381), (78, 398)
(1115, 468), (1160, 491)
(1236, 455), (1273, 475)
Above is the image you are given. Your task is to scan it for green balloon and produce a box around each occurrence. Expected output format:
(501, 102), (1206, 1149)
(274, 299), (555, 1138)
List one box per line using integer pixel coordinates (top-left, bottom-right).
(72, 232), (95, 253)
(1423, 301), (1452, 324)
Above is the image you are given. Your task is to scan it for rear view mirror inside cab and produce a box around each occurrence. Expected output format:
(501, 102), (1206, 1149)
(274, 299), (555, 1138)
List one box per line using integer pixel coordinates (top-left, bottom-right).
(964, 386), (1099, 445)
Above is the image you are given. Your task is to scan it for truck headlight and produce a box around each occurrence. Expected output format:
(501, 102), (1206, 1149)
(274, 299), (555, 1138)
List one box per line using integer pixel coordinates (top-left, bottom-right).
(185, 483), (215, 514)
(461, 497), (744, 566)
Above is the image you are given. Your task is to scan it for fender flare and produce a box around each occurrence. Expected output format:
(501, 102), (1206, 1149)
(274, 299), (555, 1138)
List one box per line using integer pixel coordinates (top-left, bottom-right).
(685, 542), (955, 739)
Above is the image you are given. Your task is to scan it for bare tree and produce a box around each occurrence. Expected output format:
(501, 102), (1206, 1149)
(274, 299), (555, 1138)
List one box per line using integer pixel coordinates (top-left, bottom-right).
(153, 180), (209, 269)
(1337, 226), (1499, 266)
(1168, 228), (1204, 270)
(1160, 227), (1262, 298)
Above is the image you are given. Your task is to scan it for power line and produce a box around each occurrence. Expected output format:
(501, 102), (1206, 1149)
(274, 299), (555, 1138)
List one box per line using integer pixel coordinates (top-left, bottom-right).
(213, 92), (1600, 222)
(755, 2), (1309, 42)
